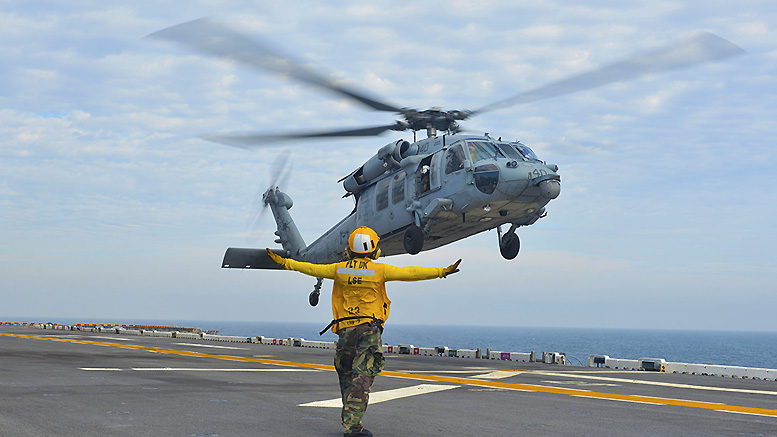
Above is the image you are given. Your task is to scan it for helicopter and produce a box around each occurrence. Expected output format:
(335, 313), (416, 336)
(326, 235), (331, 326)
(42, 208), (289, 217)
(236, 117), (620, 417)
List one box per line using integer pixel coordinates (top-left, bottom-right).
(148, 19), (744, 304)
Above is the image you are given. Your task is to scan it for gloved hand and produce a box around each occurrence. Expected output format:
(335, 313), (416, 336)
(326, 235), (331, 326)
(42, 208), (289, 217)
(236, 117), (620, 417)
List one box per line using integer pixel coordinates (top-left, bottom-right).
(266, 248), (285, 266)
(443, 259), (461, 277)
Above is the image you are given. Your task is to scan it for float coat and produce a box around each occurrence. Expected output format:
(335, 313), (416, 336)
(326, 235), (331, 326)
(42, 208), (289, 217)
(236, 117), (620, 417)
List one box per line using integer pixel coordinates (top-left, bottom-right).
(270, 256), (446, 333)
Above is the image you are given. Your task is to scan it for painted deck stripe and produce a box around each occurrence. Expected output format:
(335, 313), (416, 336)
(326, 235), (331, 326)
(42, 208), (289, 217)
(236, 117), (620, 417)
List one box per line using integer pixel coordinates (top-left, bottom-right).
(79, 367), (317, 372)
(716, 410), (777, 418)
(131, 367), (317, 372)
(299, 384), (459, 407)
(80, 367), (124, 371)
(174, 342), (248, 350)
(533, 371), (777, 396)
(4, 332), (777, 418)
(471, 370), (522, 379)
(398, 368), (500, 374)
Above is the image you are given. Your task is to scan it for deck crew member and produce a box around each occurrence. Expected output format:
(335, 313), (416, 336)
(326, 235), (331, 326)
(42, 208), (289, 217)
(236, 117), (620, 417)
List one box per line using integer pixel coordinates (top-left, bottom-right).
(267, 226), (461, 437)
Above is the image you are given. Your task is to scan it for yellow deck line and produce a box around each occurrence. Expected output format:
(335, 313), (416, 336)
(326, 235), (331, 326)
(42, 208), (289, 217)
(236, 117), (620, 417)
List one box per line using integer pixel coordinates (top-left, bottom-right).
(4, 332), (777, 418)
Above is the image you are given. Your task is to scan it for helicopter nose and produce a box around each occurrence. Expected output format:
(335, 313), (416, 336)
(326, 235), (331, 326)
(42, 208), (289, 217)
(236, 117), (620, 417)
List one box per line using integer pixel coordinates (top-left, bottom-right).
(497, 162), (560, 200)
(538, 178), (561, 199)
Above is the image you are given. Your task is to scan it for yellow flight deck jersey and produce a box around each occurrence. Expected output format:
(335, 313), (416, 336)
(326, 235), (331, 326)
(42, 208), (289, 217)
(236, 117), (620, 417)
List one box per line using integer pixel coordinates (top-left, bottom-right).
(274, 256), (447, 333)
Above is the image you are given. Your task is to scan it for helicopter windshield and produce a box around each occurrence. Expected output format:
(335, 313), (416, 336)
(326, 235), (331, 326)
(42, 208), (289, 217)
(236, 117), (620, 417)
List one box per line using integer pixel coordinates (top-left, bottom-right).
(512, 143), (541, 162)
(467, 140), (505, 163)
(494, 143), (522, 160)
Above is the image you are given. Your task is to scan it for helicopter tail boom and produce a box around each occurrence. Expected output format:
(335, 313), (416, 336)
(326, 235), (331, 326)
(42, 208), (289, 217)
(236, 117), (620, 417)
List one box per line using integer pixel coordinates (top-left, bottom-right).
(264, 188), (307, 259)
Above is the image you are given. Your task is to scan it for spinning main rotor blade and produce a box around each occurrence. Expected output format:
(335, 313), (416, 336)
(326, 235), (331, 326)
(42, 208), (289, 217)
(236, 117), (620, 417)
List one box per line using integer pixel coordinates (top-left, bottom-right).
(202, 123), (403, 147)
(147, 18), (404, 113)
(474, 32), (745, 115)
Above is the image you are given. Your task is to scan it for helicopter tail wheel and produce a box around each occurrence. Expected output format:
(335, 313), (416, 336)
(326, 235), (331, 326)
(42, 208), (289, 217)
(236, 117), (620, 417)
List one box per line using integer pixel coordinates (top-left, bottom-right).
(403, 225), (424, 255)
(309, 277), (323, 307)
(500, 232), (520, 260)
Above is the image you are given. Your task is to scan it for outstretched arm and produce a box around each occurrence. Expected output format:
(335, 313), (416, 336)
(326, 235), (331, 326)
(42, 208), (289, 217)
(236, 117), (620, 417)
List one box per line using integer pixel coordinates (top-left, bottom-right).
(383, 259), (461, 281)
(266, 249), (338, 279)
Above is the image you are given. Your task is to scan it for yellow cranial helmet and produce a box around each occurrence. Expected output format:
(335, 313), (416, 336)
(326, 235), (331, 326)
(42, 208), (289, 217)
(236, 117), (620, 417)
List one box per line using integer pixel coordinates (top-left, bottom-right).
(348, 226), (380, 255)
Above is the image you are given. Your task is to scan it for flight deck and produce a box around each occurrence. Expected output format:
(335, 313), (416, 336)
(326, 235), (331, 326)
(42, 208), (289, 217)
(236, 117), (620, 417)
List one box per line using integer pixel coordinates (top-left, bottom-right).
(1, 325), (776, 436)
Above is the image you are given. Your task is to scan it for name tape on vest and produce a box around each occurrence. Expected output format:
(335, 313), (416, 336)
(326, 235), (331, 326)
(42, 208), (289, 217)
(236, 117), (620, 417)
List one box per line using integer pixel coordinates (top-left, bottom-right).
(337, 267), (376, 277)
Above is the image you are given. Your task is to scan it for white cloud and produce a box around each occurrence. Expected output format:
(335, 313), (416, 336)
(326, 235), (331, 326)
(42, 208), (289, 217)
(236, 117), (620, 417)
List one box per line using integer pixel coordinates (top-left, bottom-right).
(732, 19), (770, 37)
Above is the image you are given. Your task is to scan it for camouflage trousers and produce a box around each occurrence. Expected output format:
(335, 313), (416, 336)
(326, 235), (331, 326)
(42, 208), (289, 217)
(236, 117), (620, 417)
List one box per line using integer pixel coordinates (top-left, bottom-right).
(335, 322), (385, 433)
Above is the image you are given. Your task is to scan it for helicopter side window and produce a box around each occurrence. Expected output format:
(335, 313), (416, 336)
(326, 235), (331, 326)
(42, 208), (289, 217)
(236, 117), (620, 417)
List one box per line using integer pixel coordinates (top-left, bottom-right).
(473, 164), (499, 194)
(392, 172), (405, 204)
(376, 178), (390, 211)
(445, 144), (467, 175)
(467, 140), (504, 163)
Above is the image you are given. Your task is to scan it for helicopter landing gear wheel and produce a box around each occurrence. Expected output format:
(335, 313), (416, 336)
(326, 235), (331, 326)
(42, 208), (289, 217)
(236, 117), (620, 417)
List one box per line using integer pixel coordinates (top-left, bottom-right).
(500, 232), (520, 260)
(403, 225), (424, 255)
(309, 278), (323, 307)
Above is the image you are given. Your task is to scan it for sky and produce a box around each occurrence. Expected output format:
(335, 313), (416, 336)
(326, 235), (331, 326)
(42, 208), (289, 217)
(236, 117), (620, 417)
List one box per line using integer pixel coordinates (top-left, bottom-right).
(1, 1), (775, 331)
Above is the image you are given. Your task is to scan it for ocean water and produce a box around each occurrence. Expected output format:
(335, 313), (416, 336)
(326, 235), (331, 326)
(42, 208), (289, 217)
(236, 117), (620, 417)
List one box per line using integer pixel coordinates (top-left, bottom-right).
(215, 322), (777, 369)
(42, 318), (777, 369)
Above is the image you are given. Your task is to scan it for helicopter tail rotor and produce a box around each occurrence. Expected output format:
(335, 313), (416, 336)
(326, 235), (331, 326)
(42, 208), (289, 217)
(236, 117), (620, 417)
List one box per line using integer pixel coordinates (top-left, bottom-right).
(246, 150), (293, 240)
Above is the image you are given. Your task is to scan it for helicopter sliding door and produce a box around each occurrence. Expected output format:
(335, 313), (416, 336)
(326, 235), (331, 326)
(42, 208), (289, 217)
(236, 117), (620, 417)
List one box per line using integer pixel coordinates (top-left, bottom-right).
(388, 171), (412, 227)
(364, 171), (414, 239)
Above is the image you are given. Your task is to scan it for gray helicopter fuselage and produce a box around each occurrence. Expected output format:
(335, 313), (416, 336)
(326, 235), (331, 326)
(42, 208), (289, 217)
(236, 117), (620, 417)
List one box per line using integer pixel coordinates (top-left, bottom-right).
(298, 134), (560, 263)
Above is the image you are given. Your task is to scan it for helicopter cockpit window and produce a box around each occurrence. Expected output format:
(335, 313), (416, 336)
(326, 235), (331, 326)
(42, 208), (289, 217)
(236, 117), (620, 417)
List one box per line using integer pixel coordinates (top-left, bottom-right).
(392, 172), (405, 204)
(376, 178), (390, 211)
(467, 140), (505, 163)
(445, 144), (467, 174)
(495, 143), (522, 160)
(512, 143), (541, 162)
(473, 164), (499, 195)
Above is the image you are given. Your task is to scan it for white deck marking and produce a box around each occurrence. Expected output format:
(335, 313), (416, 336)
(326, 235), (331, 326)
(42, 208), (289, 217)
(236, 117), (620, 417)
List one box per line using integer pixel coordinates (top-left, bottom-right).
(542, 380), (620, 387)
(299, 384), (459, 408)
(716, 410), (777, 418)
(569, 394), (662, 406)
(80, 368), (124, 371)
(173, 342), (247, 350)
(532, 371), (777, 396)
(394, 370), (521, 379)
(471, 371), (522, 379)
